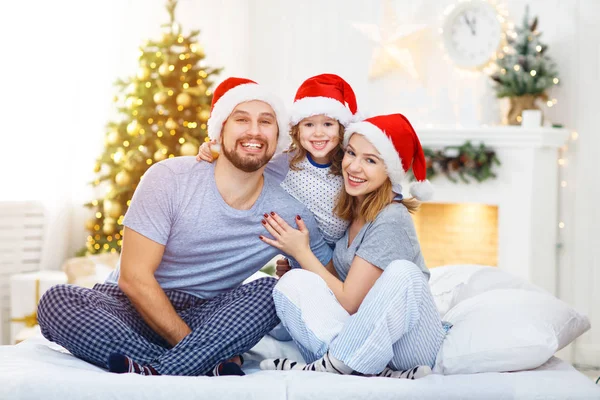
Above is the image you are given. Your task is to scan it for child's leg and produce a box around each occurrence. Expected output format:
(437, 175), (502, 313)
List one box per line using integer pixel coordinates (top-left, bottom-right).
(330, 260), (445, 374)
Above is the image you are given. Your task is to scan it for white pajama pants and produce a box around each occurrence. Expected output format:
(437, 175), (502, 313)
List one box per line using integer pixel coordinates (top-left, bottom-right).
(272, 260), (445, 374)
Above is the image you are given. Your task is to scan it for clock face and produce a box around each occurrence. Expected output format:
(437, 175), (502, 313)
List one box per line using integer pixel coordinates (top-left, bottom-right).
(442, 0), (503, 69)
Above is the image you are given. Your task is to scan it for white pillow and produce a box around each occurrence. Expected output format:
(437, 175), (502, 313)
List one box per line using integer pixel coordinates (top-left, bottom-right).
(429, 265), (546, 317)
(434, 289), (590, 375)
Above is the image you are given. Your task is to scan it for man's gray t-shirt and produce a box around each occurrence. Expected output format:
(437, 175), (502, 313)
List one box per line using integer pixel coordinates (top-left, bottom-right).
(105, 156), (332, 299)
(332, 202), (429, 281)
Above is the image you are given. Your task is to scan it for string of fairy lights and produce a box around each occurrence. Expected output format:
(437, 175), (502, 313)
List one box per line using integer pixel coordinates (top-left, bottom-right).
(557, 130), (578, 235)
(553, 128), (578, 303)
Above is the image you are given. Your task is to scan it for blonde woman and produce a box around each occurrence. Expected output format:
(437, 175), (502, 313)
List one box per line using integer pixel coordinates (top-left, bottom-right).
(259, 114), (447, 379)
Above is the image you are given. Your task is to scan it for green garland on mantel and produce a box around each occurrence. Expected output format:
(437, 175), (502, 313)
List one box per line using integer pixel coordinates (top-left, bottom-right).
(417, 141), (501, 184)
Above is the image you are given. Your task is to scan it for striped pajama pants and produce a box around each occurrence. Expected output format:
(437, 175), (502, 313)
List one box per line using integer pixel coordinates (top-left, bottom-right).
(273, 260), (445, 374)
(37, 277), (279, 376)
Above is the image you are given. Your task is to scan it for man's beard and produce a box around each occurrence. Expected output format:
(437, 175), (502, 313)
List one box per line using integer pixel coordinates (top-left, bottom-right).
(221, 139), (274, 173)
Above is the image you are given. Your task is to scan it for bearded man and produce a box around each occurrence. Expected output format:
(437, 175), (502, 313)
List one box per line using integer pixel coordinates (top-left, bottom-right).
(37, 78), (332, 377)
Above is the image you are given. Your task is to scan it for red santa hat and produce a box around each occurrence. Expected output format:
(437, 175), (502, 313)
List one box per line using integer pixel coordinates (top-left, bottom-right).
(290, 74), (361, 127)
(343, 114), (433, 201)
(207, 77), (289, 152)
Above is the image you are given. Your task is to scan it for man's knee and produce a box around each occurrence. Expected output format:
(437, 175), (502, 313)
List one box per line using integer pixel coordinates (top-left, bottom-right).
(37, 284), (74, 325)
(248, 276), (278, 291)
(241, 277), (278, 306)
(38, 284), (72, 309)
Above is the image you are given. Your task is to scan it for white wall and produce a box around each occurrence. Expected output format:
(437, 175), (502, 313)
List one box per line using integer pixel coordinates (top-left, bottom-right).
(562, 0), (600, 367)
(247, 0), (580, 126)
(248, 0), (502, 125)
(248, 0), (599, 366)
(0, 0), (251, 270)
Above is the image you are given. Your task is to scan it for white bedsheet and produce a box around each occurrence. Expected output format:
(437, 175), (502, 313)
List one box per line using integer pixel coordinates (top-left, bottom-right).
(1, 335), (599, 400)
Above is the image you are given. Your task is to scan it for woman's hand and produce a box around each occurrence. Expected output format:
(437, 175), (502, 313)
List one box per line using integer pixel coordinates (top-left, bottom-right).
(260, 212), (310, 260)
(195, 140), (219, 162)
(275, 257), (291, 278)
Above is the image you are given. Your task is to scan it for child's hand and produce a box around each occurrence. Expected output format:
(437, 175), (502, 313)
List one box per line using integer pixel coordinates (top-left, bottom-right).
(275, 258), (292, 278)
(260, 212), (310, 260)
(196, 140), (219, 162)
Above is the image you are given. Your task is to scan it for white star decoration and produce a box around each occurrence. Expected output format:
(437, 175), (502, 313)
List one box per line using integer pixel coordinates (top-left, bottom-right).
(353, 0), (429, 80)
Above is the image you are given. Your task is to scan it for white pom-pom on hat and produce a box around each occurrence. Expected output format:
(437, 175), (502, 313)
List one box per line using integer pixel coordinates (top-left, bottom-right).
(409, 180), (434, 201)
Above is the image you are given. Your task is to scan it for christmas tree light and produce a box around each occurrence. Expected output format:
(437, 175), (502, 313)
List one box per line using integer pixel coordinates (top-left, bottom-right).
(80, 0), (222, 255)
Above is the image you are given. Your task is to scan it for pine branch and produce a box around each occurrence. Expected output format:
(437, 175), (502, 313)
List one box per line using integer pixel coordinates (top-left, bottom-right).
(166, 0), (177, 24)
(409, 142), (500, 184)
(530, 17), (538, 32)
(490, 6), (559, 97)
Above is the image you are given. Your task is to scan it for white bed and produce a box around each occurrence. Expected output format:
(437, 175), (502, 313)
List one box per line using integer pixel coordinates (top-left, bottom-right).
(1, 334), (599, 400)
(3, 265), (598, 399)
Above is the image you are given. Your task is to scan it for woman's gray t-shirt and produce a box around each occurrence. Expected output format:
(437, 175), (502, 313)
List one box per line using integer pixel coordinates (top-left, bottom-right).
(332, 202), (429, 281)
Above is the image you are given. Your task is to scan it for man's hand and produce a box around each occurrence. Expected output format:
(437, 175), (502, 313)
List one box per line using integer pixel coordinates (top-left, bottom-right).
(275, 257), (292, 278)
(119, 227), (191, 346)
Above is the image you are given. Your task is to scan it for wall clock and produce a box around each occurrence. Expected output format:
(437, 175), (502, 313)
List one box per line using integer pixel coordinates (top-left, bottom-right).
(441, 0), (505, 70)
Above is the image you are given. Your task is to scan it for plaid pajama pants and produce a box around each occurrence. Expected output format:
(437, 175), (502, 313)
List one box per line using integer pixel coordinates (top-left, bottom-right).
(37, 277), (279, 376)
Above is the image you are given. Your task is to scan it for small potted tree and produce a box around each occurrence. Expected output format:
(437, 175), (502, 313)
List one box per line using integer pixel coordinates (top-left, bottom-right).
(491, 6), (559, 125)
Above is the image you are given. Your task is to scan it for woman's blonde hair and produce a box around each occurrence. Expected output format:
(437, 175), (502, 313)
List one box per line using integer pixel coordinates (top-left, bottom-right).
(334, 178), (421, 222)
(287, 121), (345, 176)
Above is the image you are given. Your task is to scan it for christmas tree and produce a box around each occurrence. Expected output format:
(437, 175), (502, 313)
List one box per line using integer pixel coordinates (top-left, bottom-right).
(81, 0), (221, 255)
(490, 6), (559, 99)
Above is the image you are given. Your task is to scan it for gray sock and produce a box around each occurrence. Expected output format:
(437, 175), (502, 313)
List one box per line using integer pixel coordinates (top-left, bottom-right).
(260, 351), (353, 374)
(376, 365), (432, 379)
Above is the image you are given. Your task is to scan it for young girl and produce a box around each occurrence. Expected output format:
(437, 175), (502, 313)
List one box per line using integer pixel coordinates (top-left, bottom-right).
(258, 114), (442, 379)
(197, 73), (367, 248)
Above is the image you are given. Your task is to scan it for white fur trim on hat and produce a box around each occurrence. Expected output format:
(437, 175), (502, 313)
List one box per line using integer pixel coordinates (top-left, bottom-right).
(350, 109), (366, 123)
(343, 121), (405, 185)
(207, 83), (290, 152)
(409, 180), (434, 201)
(290, 96), (355, 127)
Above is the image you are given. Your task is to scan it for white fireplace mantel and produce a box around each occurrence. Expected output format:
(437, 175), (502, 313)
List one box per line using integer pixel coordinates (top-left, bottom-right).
(408, 126), (570, 296)
(416, 125), (570, 149)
